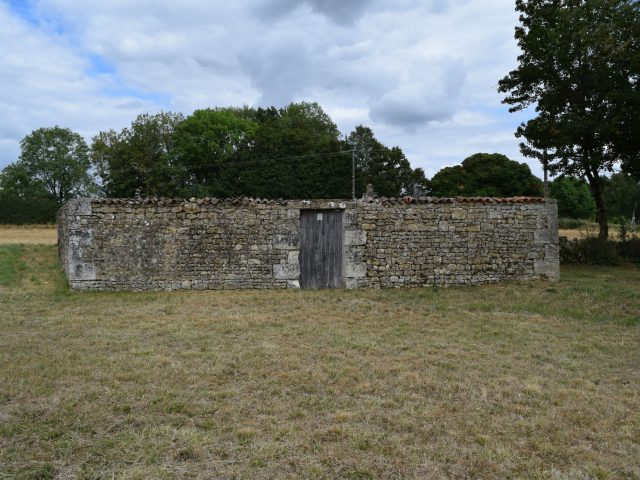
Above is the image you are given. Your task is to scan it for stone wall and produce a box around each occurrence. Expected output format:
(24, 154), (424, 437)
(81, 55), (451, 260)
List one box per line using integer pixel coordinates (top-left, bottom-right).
(57, 197), (559, 290)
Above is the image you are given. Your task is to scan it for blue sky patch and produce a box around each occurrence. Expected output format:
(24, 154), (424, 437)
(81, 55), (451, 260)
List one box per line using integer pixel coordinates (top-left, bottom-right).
(5, 0), (40, 27)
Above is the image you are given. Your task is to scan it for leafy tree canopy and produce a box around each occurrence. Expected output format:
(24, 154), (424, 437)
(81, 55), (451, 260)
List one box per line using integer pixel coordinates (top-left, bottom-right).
(86, 102), (425, 199)
(345, 125), (427, 197)
(91, 112), (184, 197)
(172, 108), (258, 197)
(550, 176), (596, 219)
(234, 102), (349, 199)
(0, 126), (93, 202)
(430, 153), (542, 197)
(602, 172), (640, 221)
(498, 0), (640, 237)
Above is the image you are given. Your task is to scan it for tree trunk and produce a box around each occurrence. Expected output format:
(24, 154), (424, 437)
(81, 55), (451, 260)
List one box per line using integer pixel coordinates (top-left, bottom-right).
(585, 170), (608, 239)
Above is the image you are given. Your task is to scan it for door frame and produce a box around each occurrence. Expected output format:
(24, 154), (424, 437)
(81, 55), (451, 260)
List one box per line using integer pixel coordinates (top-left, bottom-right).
(298, 208), (346, 289)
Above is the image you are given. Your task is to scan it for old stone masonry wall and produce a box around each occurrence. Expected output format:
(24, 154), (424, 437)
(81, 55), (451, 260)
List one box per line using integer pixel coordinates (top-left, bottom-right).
(57, 197), (559, 290)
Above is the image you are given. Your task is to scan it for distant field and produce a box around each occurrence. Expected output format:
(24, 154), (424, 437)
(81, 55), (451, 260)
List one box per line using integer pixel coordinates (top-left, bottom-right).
(559, 228), (581, 240)
(559, 228), (632, 240)
(1, 244), (638, 479)
(559, 221), (634, 241)
(0, 224), (57, 245)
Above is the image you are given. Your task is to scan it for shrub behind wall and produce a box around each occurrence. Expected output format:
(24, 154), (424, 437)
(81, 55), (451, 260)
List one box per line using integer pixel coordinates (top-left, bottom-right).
(0, 195), (59, 224)
(560, 236), (640, 265)
(617, 238), (640, 263)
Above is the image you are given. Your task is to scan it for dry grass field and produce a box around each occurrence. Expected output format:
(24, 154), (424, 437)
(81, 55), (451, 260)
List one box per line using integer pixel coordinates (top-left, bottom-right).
(0, 241), (639, 479)
(0, 225), (57, 245)
(558, 221), (636, 241)
(558, 229), (625, 241)
(559, 229), (584, 240)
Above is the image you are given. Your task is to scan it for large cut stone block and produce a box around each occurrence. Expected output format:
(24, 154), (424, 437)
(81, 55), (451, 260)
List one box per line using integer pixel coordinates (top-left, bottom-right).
(273, 263), (300, 280)
(69, 198), (92, 216)
(534, 258), (559, 279)
(273, 233), (300, 249)
(451, 208), (467, 220)
(345, 262), (367, 278)
(534, 229), (558, 244)
(70, 262), (96, 281)
(345, 230), (366, 246)
(287, 250), (299, 264)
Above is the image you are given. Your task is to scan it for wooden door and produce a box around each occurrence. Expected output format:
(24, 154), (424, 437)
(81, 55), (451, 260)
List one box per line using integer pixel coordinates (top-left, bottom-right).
(299, 210), (344, 289)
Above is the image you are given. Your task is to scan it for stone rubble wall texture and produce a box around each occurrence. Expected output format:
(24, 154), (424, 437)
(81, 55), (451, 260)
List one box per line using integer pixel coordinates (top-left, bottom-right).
(57, 197), (559, 291)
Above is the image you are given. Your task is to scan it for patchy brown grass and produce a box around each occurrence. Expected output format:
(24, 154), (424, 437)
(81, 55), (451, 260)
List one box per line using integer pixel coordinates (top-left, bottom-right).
(0, 225), (57, 245)
(559, 225), (632, 240)
(1, 245), (639, 479)
(559, 228), (584, 240)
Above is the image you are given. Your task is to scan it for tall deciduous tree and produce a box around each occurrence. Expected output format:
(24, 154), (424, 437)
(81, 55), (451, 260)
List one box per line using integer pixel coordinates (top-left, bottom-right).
(91, 112), (184, 197)
(430, 153), (542, 197)
(602, 172), (640, 221)
(172, 108), (257, 197)
(0, 126), (93, 202)
(549, 176), (596, 219)
(498, 0), (640, 238)
(345, 125), (427, 197)
(90, 103), (427, 199)
(234, 102), (349, 199)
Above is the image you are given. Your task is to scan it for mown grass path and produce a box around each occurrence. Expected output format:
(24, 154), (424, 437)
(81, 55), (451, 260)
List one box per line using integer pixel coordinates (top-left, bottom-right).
(1, 245), (639, 479)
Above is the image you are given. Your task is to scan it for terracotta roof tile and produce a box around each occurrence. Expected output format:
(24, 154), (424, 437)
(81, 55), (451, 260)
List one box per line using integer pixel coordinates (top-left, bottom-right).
(89, 196), (547, 206)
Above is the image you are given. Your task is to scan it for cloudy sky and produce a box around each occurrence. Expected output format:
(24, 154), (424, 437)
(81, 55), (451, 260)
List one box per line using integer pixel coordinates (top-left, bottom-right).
(0, 0), (539, 177)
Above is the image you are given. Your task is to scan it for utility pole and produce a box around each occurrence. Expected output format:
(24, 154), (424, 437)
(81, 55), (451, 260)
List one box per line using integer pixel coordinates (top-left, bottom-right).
(632, 180), (640, 227)
(543, 148), (549, 198)
(352, 150), (356, 201)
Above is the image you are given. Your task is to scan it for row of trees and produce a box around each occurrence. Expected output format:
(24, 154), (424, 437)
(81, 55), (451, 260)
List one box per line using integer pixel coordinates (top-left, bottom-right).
(2, 112), (637, 224)
(0, 103), (427, 203)
(550, 173), (640, 221)
(427, 153), (639, 222)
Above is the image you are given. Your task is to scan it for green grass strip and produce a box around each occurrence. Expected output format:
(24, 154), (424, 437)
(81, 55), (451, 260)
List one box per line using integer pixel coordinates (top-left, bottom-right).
(0, 244), (26, 287)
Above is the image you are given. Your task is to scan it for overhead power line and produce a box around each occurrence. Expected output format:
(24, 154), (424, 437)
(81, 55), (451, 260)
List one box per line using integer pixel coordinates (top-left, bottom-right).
(128, 139), (522, 175)
(176, 140), (519, 170)
(179, 150), (353, 170)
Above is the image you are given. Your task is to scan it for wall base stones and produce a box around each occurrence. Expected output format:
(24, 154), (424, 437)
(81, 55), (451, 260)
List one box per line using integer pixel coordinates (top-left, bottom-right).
(57, 197), (559, 291)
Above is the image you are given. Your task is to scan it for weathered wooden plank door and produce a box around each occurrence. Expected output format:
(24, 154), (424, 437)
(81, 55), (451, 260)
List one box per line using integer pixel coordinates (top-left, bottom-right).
(299, 210), (344, 289)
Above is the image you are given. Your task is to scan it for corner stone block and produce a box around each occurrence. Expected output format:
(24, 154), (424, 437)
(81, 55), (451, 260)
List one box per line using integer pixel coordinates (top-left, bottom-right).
(545, 243), (560, 260)
(287, 280), (300, 289)
(345, 278), (360, 289)
(345, 262), (367, 278)
(273, 263), (300, 280)
(534, 229), (558, 244)
(547, 210), (558, 232)
(343, 211), (358, 226)
(287, 250), (299, 264)
(534, 258), (559, 280)
(345, 230), (367, 246)
(70, 262), (96, 281)
(69, 198), (92, 216)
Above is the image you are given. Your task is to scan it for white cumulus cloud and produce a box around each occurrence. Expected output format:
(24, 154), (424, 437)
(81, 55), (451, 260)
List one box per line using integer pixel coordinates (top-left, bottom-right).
(0, 0), (545, 177)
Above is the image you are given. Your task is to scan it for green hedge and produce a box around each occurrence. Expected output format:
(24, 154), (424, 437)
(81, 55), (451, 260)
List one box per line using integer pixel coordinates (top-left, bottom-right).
(0, 195), (59, 224)
(557, 217), (589, 229)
